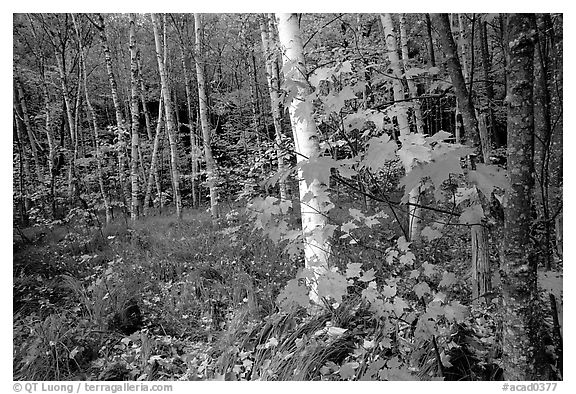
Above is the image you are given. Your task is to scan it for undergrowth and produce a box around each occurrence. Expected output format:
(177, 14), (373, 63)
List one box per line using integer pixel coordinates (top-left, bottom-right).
(13, 204), (504, 381)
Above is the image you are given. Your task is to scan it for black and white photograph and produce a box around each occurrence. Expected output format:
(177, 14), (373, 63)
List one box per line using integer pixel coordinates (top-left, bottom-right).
(12, 10), (564, 384)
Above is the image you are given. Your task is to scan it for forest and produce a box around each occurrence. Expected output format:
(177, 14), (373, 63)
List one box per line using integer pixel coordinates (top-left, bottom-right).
(12, 13), (563, 382)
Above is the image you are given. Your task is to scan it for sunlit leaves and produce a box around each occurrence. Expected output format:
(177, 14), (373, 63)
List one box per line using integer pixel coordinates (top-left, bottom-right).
(277, 278), (310, 310)
(361, 135), (397, 172)
(467, 163), (509, 197)
(317, 270), (348, 303)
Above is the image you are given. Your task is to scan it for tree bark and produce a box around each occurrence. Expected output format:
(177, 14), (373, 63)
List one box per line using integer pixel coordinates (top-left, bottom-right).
(14, 76), (43, 183)
(424, 14), (436, 67)
(479, 17), (498, 147)
(194, 13), (219, 218)
(174, 20), (199, 208)
(399, 14), (424, 135)
(96, 13), (130, 210)
(501, 13), (539, 381)
(381, 13), (420, 241)
(276, 13), (332, 303)
(144, 90), (165, 216)
(151, 13), (183, 219)
(432, 13), (482, 156)
(260, 14), (288, 201)
(129, 13), (140, 221)
(137, 55), (154, 141)
(72, 14), (112, 224)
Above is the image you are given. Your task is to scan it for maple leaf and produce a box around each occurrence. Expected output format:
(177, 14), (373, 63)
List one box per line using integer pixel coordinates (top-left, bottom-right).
(309, 66), (333, 88)
(363, 215), (381, 228)
(397, 133), (431, 168)
(397, 236), (411, 252)
(367, 110), (386, 131)
(399, 251), (415, 266)
(359, 268), (376, 282)
(349, 208), (365, 221)
(422, 262), (436, 277)
(299, 156), (337, 186)
(346, 262), (363, 278)
(339, 362), (358, 380)
(382, 285), (396, 298)
(413, 281), (431, 298)
(439, 271), (457, 288)
(444, 301), (469, 322)
(325, 85), (357, 114)
(393, 297), (409, 316)
(361, 135), (397, 172)
(277, 279), (310, 310)
(317, 271), (348, 303)
(459, 204), (484, 225)
(468, 163), (509, 197)
(421, 226), (442, 241)
(341, 221), (359, 233)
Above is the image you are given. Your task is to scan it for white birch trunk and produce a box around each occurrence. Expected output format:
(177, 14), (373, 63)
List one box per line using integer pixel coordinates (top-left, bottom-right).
(276, 13), (331, 304)
(260, 14), (288, 201)
(129, 14), (140, 221)
(381, 13), (421, 241)
(72, 14), (112, 224)
(194, 13), (219, 218)
(151, 13), (182, 219)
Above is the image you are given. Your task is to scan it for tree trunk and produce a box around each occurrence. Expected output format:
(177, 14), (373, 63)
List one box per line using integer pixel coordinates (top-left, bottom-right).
(175, 25), (199, 208)
(137, 55), (154, 141)
(14, 76), (43, 183)
(381, 13), (420, 241)
(533, 15), (553, 271)
(425, 14), (436, 67)
(501, 13), (539, 381)
(194, 13), (219, 218)
(97, 13), (130, 211)
(276, 13), (331, 304)
(432, 13), (482, 156)
(260, 14), (288, 201)
(72, 14), (112, 224)
(129, 13), (140, 221)
(399, 14), (424, 135)
(144, 90), (165, 216)
(479, 17), (498, 147)
(151, 13), (182, 219)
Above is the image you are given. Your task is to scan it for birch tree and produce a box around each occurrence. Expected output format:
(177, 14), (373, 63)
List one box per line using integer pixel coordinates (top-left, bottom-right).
(276, 13), (331, 303)
(151, 13), (182, 219)
(194, 13), (219, 218)
(129, 13), (140, 220)
(72, 13), (112, 224)
(259, 14), (287, 201)
(381, 13), (421, 241)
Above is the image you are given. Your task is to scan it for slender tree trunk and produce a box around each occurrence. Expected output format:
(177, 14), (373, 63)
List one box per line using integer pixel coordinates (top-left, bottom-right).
(381, 13), (420, 241)
(194, 13), (219, 218)
(175, 27), (199, 208)
(380, 14), (410, 135)
(501, 13), (540, 381)
(433, 13), (482, 157)
(151, 13), (182, 219)
(97, 13), (130, 211)
(399, 14), (424, 135)
(129, 14), (140, 221)
(260, 14), (288, 201)
(425, 14), (436, 67)
(479, 18), (498, 147)
(14, 76), (43, 183)
(276, 13), (331, 303)
(14, 111), (32, 215)
(137, 55), (154, 141)
(72, 14), (112, 224)
(533, 15), (553, 271)
(144, 90), (165, 216)
(457, 14), (470, 84)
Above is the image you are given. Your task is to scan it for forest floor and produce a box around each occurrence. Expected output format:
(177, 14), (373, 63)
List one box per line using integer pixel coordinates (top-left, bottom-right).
(13, 203), (527, 381)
